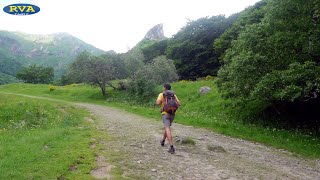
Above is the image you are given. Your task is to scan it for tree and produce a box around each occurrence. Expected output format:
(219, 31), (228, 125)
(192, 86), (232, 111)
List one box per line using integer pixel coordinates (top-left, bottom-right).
(216, 0), (320, 130)
(16, 65), (54, 84)
(134, 56), (179, 84)
(100, 53), (127, 79)
(214, 0), (268, 61)
(128, 56), (179, 102)
(166, 15), (238, 79)
(142, 39), (168, 63)
(69, 51), (117, 96)
(120, 48), (145, 77)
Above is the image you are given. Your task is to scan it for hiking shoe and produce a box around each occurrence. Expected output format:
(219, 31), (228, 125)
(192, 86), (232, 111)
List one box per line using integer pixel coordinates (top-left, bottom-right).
(160, 139), (165, 147)
(168, 146), (175, 154)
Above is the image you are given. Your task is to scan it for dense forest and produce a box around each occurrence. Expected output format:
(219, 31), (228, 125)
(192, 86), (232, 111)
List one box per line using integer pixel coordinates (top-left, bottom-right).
(1, 0), (319, 133)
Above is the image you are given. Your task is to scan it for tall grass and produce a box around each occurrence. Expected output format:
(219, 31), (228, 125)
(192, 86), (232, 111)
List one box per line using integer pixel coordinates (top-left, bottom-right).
(0, 94), (96, 179)
(1, 81), (320, 158)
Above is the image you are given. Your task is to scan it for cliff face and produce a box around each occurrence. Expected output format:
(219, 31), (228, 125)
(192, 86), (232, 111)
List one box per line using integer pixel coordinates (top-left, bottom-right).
(143, 24), (165, 41)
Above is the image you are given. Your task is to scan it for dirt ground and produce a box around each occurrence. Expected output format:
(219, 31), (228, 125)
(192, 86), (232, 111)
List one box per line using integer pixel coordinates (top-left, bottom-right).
(77, 103), (320, 180)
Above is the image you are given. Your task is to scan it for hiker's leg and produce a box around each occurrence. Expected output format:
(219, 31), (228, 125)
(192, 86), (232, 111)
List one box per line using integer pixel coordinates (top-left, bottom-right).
(162, 114), (170, 141)
(163, 130), (167, 141)
(165, 126), (173, 145)
(162, 114), (174, 145)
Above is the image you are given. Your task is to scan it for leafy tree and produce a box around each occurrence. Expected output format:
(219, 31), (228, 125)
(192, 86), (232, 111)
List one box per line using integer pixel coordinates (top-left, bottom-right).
(127, 77), (157, 103)
(134, 56), (179, 84)
(69, 51), (116, 96)
(128, 56), (179, 102)
(216, 0), (320, 130)
(16, 65), (54, 84)
(120, 48), (144, 77)
(214, 0), (268, 61)
(166, 15), (238, 79)
(142, 39), (168, 63)
(253, 62), (320, 102)
(100, 53), (127, 79)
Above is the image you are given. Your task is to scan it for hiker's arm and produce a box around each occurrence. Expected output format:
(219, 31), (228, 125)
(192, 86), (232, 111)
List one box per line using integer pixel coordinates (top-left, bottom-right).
(175, 96), (181, 106)
(177, 100), (181, 106)
(156, 99), (162, 105)
(156, 94), (162, 105)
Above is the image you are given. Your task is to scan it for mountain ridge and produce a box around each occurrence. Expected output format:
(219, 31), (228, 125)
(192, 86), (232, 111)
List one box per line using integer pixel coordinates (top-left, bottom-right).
(0, 30), (109, 83)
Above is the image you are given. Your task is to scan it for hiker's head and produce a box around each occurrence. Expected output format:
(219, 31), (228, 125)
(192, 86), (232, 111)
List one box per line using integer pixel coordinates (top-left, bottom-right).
(163, 83), (171, 91)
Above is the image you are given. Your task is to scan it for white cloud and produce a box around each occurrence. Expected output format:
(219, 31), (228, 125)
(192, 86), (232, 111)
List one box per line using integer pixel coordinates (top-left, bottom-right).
(0, 0), (260, 53)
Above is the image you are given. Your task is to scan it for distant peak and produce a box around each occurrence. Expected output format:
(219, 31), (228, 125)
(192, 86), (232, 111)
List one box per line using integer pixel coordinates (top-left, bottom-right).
(143, 24), (165, 41)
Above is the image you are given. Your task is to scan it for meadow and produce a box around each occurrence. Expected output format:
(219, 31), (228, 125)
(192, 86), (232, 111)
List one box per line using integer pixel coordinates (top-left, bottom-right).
(1, 80), (320, 158)
(0, 94), (98, 179)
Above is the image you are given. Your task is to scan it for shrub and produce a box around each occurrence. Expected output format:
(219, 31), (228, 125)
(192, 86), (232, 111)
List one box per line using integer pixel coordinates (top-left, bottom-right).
(117, 80), (128, 91)
(126, 56), (178, 103)
(48, 85), (56, 91)
(181, 137), (196, 145)
(16, 65), (54, 84)
(127, 77), (157, 103)
(133, 56), (178, 85)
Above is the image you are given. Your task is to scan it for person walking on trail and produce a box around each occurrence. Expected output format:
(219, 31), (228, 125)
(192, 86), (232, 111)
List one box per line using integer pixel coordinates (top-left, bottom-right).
(156, 83), (181, 154)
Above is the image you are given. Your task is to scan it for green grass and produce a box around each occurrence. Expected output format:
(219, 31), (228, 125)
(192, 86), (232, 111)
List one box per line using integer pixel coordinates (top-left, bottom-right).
(0, 94), (97, 179)
(1, 81), (320, 158)
(181, 137), (196, 145)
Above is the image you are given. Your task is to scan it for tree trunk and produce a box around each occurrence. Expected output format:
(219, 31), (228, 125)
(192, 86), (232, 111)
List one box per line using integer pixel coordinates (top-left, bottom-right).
(97, 82), (106, 96)
(101, 84), (106, 96)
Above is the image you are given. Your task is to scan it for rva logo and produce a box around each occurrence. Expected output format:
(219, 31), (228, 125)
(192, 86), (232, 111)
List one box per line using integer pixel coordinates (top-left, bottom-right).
(3, 4), (40, 16)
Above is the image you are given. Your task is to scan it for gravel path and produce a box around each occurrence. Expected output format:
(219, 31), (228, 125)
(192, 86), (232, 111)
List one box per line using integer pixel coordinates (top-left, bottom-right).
(76, 103), (320, 180)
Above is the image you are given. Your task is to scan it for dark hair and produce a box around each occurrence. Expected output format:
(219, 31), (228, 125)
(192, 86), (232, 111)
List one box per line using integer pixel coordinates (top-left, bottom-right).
(163, 83), (171, 90)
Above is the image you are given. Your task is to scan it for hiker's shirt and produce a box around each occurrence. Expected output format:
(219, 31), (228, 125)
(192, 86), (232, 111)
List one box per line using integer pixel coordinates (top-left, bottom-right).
(157, 92), (180, 115)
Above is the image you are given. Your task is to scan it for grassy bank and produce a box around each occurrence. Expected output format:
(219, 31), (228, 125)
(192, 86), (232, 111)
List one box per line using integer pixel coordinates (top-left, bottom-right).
(0, 94), (96, 179)
(1, 81), (320, 158)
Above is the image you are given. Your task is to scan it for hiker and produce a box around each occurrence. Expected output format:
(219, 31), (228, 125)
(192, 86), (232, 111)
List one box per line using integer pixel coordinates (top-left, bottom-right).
(156, 83), (181, 154)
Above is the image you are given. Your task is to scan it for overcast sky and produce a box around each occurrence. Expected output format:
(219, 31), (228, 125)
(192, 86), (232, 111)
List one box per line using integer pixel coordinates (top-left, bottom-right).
(0, 0), (260, 53)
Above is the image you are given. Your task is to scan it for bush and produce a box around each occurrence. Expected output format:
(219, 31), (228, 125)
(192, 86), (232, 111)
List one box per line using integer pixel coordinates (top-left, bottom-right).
(126, 55), (179, 103)
(117, 80), (128, 91)
(181, 137), (196, 145)
(134, 56), (178, 85)
(48, 85), (57, 91)
(16, 65), (54, 84)
(127, 77), (157, 103)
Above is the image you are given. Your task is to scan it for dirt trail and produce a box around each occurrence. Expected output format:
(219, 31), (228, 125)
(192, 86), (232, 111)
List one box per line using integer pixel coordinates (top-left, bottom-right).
(77, 103), (320, 180)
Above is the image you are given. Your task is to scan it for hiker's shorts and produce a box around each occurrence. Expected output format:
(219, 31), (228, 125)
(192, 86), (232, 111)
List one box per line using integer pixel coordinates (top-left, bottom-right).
(162, 114), (175, 127)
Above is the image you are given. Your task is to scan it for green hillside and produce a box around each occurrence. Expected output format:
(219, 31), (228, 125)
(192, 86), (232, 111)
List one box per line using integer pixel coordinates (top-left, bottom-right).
(0, 30), (107, 81)
(0, 72), (19, 85)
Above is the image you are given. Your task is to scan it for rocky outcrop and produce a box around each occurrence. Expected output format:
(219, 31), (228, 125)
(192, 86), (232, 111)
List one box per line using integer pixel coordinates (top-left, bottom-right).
(199, 86), (212, 95)
(143, 24), (165, 41)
